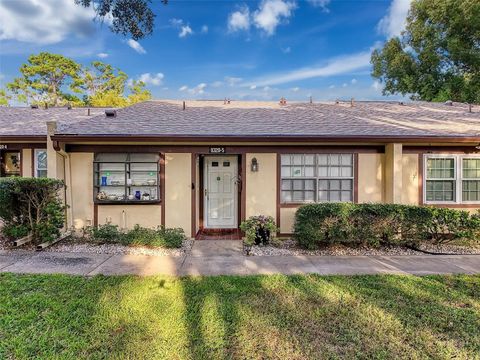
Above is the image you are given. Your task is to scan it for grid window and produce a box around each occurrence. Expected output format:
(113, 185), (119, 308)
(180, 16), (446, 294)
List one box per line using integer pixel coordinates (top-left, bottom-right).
(281, 153), (354, 203)
(34, 149), (47, 178)
(425, 157), (456, 202)
(425, 155), (480, 204)
(462, 158), (480, 202)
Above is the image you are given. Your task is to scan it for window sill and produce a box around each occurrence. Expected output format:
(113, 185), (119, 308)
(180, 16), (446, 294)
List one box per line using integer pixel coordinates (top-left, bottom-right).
(95, 200), (161, 205)
(423, 202), (480, 208)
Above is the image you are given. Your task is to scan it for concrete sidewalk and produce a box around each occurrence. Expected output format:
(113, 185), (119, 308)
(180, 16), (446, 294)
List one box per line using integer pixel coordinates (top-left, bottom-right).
(1, 240), (480, 277)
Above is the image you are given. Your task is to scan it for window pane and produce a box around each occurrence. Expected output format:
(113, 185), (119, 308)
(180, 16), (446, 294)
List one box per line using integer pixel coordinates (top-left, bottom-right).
(330, 191), (341, 201)
(281, 180), (292, 190)
(341, 180), (352, 190)
(341, 191), (352, 202)
(463, 159), (480, 179)
(292, 167), (302, 177)
(341, 154), (353, 165)
(304, 166), (315, 177)
(341, 166), (352, 177)
(426, 158), (455, 179)
(281, 166), (291, 177)
(318, 166), (328, 177)
(305, 180), (315, 190)
(96, 153), (127, 162)
(293, 180), (303, 190)
(281, 155), (291, 165)
(304, 154), (315, 165)
(463, 180), (480, 201)
(330, 180), (340, 190)
(293, 155), (302, 165)
(426, 180), (455, 202)
(281, 191), (292, 202)
(318, 154), (328, 165)
(330, 154), (340, 165)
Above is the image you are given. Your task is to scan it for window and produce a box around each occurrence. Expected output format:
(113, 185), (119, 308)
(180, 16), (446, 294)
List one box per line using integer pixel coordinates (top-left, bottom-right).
(34, 149), (47, 178)
(424, 155), (480, 204)
(0, 151), (21, 177)
(94, 153), (160, 203)
(281, 153), (354, 203)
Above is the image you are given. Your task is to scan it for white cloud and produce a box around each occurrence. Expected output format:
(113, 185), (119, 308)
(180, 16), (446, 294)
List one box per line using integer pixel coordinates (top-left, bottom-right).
(0, 0), (96, 44)
(225, 76), (242, 86)
(250, 85), (257, 90)
(170, 18), (184, 27)
(351, 78), (357, 84)
(244, 50), (371, 87)
(179, 25), (193, 38)
(263, 86), (271, 91)
(329, 85), (335, 89)
(228, 7), (250, 32)
(307, 0), (330, 12)
(97, 53), (109, 59)
(281, 46), (291, 53)
(179, 83), (207, 95)
(342, 83), (348, 87)
(201, 25), (209, 33)
(127, 39), (146, 54)
(291, 87), (300, 92)
(377, 0), (411, 38)
(211, 81), (223, 88)
(137, 73), (164, 86)
(253, 0), (296, 36)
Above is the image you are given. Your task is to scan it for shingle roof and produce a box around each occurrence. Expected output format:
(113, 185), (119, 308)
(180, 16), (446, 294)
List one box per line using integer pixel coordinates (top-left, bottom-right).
(55, 100), (480, 139)
(0, 106), (107, 137)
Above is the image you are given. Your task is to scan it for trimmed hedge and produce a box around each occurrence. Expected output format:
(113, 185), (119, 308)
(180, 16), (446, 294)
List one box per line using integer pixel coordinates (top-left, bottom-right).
(293, 203), (480, 249)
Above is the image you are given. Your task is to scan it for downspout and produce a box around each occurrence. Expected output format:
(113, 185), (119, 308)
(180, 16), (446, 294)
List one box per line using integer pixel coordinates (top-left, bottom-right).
(57, 149), (73, 229)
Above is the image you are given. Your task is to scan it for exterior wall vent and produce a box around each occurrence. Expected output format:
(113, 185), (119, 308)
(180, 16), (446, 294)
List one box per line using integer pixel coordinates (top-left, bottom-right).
(30, 104), (39, 109)
(105, 109), (117, 117)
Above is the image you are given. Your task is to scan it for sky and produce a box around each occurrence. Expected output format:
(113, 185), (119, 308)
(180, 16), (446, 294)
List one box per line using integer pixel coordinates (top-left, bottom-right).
(0, 0), (411, 102)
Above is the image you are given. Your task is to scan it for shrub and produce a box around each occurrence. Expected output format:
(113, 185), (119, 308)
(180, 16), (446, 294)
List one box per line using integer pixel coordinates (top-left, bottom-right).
(89, 224), (123, 244)
(240, 215), (278, 246)
(88, 224), (185, 248)
(0, 177), (65, 244)
(294, 203), (480, 249)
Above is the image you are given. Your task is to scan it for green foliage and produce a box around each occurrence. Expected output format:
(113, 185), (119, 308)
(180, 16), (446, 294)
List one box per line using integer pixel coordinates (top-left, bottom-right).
(294, 203), (480, 249)
(89, 224), (123, 244)
(123, 225), (185, 248)
(7, 52), (83, 107)
(75, 0), (157, 40)
(0, 177), (65, 244)
(240, 215), (278, 246)
(6, 53), (152, 107)
(371, 0), (480, 103)
(88, 224), (185, 248)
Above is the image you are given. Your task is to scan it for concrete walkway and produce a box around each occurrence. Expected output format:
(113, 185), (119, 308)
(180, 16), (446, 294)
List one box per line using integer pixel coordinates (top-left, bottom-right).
(1, 240), (480, 277)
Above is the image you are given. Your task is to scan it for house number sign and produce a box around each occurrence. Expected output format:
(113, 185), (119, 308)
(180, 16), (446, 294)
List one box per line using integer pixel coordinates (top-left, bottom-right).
(209, 147), (225, 154)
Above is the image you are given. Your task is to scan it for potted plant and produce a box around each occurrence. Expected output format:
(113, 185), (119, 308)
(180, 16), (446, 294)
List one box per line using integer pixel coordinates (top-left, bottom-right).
(240, 215), (278, 255)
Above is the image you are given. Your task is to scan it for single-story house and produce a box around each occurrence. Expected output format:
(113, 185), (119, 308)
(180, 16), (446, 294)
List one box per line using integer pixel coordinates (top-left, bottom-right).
(1, 100), (480, 238)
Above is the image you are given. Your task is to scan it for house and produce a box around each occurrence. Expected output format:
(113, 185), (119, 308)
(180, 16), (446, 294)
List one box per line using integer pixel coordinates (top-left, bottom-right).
(1, 100), (480, 238)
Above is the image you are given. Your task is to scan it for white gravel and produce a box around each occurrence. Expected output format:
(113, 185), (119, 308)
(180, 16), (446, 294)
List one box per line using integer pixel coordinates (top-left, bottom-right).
(248, 239), (480, 256)
(0, 236), (194, 257)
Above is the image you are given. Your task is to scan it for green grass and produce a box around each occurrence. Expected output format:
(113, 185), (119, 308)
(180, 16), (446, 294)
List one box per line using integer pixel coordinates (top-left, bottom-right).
(0, 274), (479, 359)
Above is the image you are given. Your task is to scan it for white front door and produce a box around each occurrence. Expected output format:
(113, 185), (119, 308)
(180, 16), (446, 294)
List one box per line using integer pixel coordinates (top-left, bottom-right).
(204, 156), (238, 228)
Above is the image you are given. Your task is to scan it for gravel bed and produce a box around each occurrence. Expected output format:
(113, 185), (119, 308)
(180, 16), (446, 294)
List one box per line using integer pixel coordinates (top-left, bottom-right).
(416, 243), (480, 255)
(249, 240), (421, 256)
(248, 239), (480, 256)
(0, 237), (194, 257)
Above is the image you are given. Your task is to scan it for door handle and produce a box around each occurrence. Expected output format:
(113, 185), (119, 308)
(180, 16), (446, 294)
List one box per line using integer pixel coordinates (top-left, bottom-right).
(204, 188), (208, 199)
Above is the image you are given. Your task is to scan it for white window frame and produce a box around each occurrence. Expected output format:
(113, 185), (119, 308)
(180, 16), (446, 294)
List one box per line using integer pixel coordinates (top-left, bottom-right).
(280, 153), (355, 204)
(423, 154), (480, 205)
(34, 149), (47, 178)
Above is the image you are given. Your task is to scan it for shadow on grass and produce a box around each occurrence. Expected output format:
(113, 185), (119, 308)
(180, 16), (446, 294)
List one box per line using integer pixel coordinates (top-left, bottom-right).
(1, 273), (479, 359)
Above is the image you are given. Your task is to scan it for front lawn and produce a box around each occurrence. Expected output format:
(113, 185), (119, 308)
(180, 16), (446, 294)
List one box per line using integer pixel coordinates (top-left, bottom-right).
(0, 273), (479, 359)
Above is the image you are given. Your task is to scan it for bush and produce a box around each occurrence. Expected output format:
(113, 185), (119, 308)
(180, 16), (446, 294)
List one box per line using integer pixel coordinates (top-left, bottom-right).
(89, 224), (123, 244)
(240, 215), (278, 246)
(88, 224), (185, 248)
(0, 177), (65, 244)
(294, 203), (480, 249)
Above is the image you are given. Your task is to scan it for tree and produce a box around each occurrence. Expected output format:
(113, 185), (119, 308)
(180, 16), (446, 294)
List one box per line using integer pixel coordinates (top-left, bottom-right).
(127, 80), (151, 104)
(0, 89), (11, 106)
(75, 0), (165, 40)
(371, 0), (480, 103)
(8, 53), (82, 106)
(81, 61), (128, 105)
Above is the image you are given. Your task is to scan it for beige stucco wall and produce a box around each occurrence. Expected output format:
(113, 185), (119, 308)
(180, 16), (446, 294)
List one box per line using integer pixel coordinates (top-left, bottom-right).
(402, 154), (419, 205)
(280, 207), (297, 234)
(165, 153), (192, 237)
(97, 205), (162, 229)
(21, 149), (32, 177)
(358, 153), (384, 203)
(246, 153), (277, 218)
(385, 144), (403, 203)
(70, 153), (94, 229)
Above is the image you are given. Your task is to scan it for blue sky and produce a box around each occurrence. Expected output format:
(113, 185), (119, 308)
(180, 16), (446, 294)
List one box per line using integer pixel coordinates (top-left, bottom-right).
(0, 0), (410, 101)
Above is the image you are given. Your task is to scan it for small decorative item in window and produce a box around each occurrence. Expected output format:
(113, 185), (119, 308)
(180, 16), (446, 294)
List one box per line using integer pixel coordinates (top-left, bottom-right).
(135, 191), (141, 200)
(101, 176), (107, 186)
(142, 192), (150, 200)
(251, 157), (259, 172)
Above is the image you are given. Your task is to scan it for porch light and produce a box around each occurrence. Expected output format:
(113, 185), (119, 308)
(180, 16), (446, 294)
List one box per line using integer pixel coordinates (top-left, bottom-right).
(476, 143), (480, 150)
(251, 157), (259, 172)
